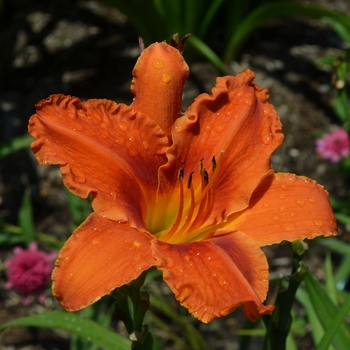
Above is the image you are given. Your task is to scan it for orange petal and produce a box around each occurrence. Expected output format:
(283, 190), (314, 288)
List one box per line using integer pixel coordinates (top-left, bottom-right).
(159, 70), (283, 221)
(28, 95), (169, 228)
(53, 213), (155, 311)
(230, 173), (337, 246)
(130, 42), (189, 135)
(151, 231), (274, 323)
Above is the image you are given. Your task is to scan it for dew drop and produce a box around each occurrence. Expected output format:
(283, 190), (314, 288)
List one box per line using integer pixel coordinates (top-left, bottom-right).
(214, 123), (224, 132)
(161, 73), (172, 83)
(281, 183), (288, 190)
(119, 121), (128, 131)
(314, 220), (324, 228)
(129, 149), (136, 157)
(175, 125), (183, 133)
(184, 255), (190, 262)
(218, 276), (228, 286)
(110, 191), (117, 200)
(279, 194), (286, 199)
(244, 99), (252, 106)
(152, 58), (164, 69)
(309, 197), (316, 204)
(142, 74), (149, 84)
(279, 206), (286, 213)
(263, 203), (269, 207)
(66, 273), (73, 281)
(273, 215), (279, 221)
(296, 199), (305, 207)
(142, 140), (149, 150)
(116, 136), (125, 145)
(237, 91), (242, 97)
(263, 109), (268, 115)
(261, 133), (273, 145)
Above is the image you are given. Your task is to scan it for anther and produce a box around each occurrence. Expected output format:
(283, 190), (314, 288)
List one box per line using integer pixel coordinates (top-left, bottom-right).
(199, 158), (204, 175)
(203, 170), (209, 184)
(212, 156), (216, 172)
(187, 171), (194, 189)
(178, 168), (184, 180)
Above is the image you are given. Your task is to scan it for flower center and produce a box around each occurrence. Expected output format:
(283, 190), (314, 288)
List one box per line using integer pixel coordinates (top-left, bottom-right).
(155, 151), (224, 244)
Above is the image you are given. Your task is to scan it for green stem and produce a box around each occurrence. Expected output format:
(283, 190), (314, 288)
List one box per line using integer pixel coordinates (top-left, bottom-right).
(112, 271), (153, 349)
(265, 240), (308, 350)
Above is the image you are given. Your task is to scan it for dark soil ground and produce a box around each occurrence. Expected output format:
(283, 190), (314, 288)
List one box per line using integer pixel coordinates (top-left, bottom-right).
(1, 0), (350, 349)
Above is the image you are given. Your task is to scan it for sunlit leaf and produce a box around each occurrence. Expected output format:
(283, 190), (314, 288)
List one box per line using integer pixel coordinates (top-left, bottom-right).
(304, 271), (350, 348)
(0, 311), (131, 350)
(0, 135), (33, 158)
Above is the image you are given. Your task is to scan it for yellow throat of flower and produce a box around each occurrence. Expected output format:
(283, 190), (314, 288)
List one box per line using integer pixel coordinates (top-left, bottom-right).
(150, 151), (224, 244)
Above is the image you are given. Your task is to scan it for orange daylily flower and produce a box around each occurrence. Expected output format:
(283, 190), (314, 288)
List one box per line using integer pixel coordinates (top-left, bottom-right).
(28, 40), (337, 323)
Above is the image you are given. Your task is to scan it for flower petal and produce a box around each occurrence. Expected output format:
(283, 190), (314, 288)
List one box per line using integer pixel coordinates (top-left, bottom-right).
(159, 70), (283, 221)
(52, 213), (155, 311)
(230, 173), (337, 246)
(131, 42), (189, 135)
(28, 95), (169, 228)
(151, 231), (274, 323)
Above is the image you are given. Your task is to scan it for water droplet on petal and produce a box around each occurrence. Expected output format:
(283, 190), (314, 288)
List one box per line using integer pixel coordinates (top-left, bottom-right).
(66, 273), (73, 281)
(110, 191), (117, 200)
(244, 99), (252, 106)
(214, 123), (224, 132)
(296, 199), (305, 206)
(279, 194), (286, 199)
(281, 183), (288, 190)
(142, 73), (149, 84)
(161, 73), (172, 83)
(119, 121), (128, 131)
(152, 58), (164, 69)
(280, 206), (286, 213)
(175, 125), (183, 133)
(314, 220), (324, 228)
(273, 215), (279, 221)
(309, 197), (316, 204)
(116, 136), (125, 145)
(261, 133), (273, 145)
(142, 140), (149, 150)
(218, 275), (228, 286)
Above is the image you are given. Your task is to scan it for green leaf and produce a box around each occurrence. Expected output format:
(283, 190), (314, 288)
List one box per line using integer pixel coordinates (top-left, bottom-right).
(317, 296), (350, 350)
(224, 2), (350, 61)
(0, 311), (131, 350)
(304, 271), (350, 348)
(18, 190), (36, 245)
(318, 238), (350, 256)
(0, 135), (33, 158)
(325, 254), (338, 306)
(296, 287), (331, 348)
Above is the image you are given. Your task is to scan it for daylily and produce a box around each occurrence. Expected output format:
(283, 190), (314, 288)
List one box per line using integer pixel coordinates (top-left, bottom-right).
(28, 38), (337, 323)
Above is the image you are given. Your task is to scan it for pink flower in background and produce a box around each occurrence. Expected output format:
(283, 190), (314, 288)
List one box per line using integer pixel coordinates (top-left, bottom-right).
(316, 128), (350, 163)
(5, 242), (57, 305)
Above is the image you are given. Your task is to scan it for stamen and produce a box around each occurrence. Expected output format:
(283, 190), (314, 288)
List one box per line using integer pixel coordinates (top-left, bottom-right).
(212, 156), (216, 172)
(187, 171), (194, 189)
(161, 170), (185, 241)
(195, 150), (224, 205)
(203, 169), (209, 184)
